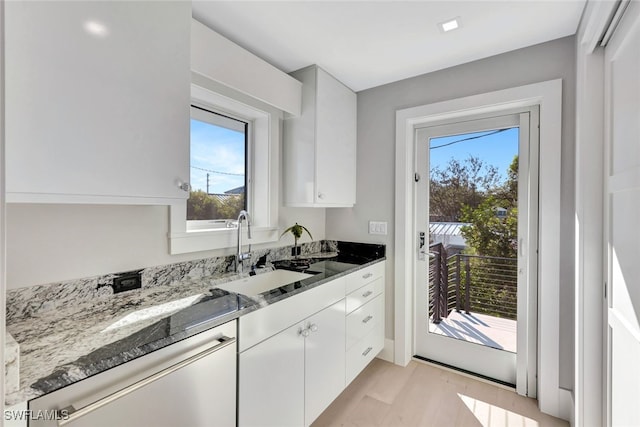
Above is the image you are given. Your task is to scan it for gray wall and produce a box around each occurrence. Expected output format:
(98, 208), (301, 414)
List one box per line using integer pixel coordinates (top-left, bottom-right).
(326, 35), (576, 390)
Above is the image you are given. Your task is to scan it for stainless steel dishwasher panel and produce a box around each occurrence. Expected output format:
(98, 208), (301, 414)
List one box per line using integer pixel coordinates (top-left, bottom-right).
(29, 321), (237, 427)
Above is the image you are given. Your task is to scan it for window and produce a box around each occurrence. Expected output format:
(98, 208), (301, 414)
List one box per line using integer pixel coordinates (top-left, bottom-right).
(188, 106), (248, 230)
(168, 82), (280, 255)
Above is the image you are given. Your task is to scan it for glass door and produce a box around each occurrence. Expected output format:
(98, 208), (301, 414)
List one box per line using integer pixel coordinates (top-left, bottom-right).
(414, 111), (538, 390)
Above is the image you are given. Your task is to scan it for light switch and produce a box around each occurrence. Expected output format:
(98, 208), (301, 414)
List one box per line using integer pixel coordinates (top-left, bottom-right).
(369, 221), (388, 235)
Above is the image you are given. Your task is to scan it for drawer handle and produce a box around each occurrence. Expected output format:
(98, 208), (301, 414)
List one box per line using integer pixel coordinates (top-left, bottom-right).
(362, 290), (373, 298)
(362, 346), (373, 356)
(362, 273), (373, 279)
(57, 336), (236, 426)
(362, 315), (373, 324)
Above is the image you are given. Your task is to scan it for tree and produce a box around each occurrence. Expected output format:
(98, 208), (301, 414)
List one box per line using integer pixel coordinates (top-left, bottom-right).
(217, 193), (245, 219)
(187, 191), (245, 221)
(459, 155), (518, 258)
(429, 155), (500, 222)
(187, 190), (221, 220)
(495, 155), (518, 206)
(460, 196), (518, 258)
(457, 155), (519, 319)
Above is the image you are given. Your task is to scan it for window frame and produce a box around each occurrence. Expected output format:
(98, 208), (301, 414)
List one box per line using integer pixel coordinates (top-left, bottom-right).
(187, 105), (249, 231)
(169, 81), (280, 254)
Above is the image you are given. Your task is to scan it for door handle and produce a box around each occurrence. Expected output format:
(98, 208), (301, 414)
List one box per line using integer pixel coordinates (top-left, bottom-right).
(57, 336), (235, 426)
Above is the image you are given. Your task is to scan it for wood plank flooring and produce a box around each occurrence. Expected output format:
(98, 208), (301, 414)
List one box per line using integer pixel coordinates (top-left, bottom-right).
(312, 358), (569, 427)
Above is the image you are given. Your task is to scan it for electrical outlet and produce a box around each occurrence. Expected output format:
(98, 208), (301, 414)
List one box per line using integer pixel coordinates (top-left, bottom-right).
(368, 221), (388, 235)
(112, 270), (143, 294)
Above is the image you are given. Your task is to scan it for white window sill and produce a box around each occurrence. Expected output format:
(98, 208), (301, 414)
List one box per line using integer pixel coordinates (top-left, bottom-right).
(169, 226), (279, 254)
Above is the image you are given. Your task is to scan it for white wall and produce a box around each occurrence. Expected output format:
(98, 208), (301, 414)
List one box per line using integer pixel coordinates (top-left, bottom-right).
(326, 36), (576, 389)
(6, 203), (324, 290)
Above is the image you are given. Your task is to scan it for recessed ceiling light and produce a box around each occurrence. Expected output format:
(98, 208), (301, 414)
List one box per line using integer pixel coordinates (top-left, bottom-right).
(83, 20), (109, 38)
(439, 18), (460, 33)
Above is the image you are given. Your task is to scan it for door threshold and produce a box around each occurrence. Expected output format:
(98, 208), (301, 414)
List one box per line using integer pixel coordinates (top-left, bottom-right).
(412, 355), (516, 390)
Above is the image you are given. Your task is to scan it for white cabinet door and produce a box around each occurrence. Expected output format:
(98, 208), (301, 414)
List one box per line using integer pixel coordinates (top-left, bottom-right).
(5, 1), (190, 204)
(304, 300), (346, 426)
(239, 323), (305, 427)
(314, 68), (357, 206)
(284, 65), (356, 207)
(604, 3), (640, 426)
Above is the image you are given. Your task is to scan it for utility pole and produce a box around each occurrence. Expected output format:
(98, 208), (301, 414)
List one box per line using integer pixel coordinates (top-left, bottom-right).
(206, 173), (210, 194)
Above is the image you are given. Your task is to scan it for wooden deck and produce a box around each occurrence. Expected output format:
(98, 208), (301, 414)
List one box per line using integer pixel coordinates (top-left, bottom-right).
(428, 311), (517, 353)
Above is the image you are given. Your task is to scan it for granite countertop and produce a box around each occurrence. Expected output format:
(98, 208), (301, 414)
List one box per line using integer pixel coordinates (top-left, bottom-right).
(5, 246), (385, 406)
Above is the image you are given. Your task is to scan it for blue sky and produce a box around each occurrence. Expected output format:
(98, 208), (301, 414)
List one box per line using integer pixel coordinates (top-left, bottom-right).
(190, 119), (245, 194)
(429, 127), (519, 184)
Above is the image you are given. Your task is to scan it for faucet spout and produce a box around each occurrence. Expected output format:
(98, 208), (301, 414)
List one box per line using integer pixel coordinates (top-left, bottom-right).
(236, 210), (252, 273)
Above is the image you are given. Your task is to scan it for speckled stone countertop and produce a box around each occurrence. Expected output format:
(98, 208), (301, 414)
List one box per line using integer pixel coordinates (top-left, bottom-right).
(5, 245), (385, 406)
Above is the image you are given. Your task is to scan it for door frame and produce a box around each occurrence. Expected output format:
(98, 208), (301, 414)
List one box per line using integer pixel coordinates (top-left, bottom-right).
(394, 79), (568, 418)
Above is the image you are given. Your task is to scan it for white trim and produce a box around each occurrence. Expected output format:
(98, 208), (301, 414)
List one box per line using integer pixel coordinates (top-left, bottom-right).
(574, 4), (607, 424)
(376, 338), (395, 363)
(169, 80), (280, 254)
(191, 18), (301, 116)
(395, 79), (565, 418)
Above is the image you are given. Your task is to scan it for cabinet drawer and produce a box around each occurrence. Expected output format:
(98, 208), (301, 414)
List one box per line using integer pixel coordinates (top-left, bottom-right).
(346, 262), (385, 294)
(345, 277), (383, 314)
(346, 295), (383, 350)
(239, 276), (346, 352)
(346, 321), (384, 385)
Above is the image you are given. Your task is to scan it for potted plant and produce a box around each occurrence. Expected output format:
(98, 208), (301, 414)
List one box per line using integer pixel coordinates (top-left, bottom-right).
(280, 223), (313, 260)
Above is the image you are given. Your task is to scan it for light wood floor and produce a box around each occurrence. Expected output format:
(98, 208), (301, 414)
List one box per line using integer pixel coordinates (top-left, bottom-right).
(312, 358), (569, 427)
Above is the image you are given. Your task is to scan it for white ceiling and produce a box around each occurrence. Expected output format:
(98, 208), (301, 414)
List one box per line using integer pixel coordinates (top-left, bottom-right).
(192, 1), (586, 92)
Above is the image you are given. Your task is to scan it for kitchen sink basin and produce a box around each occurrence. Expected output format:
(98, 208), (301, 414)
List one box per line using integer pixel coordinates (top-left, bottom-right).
(216, 269), (313, 296)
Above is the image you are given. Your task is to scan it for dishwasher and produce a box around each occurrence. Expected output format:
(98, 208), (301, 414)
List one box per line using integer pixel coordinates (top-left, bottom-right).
(29, 320), (237, 427)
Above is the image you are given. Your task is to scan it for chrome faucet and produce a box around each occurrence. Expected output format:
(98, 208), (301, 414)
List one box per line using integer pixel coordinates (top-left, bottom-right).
(236, 210), (252, 273)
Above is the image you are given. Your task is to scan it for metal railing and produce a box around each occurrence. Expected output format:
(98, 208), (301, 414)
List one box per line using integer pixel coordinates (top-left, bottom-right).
(429, 244), (517, 322)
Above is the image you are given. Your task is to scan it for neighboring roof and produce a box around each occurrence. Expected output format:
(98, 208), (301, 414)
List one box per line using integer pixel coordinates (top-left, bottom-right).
(224, 186), (245, 195)
(430, 222), (469, 250)
(429, 222), (469, 237)
(210, 193), (241, 204)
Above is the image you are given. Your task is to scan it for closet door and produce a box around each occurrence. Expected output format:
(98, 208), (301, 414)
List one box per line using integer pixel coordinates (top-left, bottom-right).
(604, 2), (640, 426)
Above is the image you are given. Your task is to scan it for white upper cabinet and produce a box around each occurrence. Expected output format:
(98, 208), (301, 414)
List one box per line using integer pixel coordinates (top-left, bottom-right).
(283, 65), (357, 207)
(5, 1), (190, 204)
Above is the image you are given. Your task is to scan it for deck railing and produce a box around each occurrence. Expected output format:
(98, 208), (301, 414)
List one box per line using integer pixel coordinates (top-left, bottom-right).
(429, 244), (517, 322)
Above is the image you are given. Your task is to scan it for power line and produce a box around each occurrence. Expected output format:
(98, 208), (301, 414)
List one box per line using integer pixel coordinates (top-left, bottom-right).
(190, 165), (244, 177)
(429, 129), (510, 150)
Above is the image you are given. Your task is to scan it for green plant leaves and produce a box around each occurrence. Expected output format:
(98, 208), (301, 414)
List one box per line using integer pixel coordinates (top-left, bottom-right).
(280, 222), (313, 241)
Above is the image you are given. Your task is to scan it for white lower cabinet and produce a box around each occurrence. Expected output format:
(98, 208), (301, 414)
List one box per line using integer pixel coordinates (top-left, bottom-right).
(239, 300), (346, 427)
(239, 322), (305, 427)
(344, 264), (386, 386)
(238, 261), (386, 426)
(304, 300), (346, 426)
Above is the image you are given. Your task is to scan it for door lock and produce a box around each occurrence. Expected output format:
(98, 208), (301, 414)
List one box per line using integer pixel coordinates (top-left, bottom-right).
(418, 231), (426, 261)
